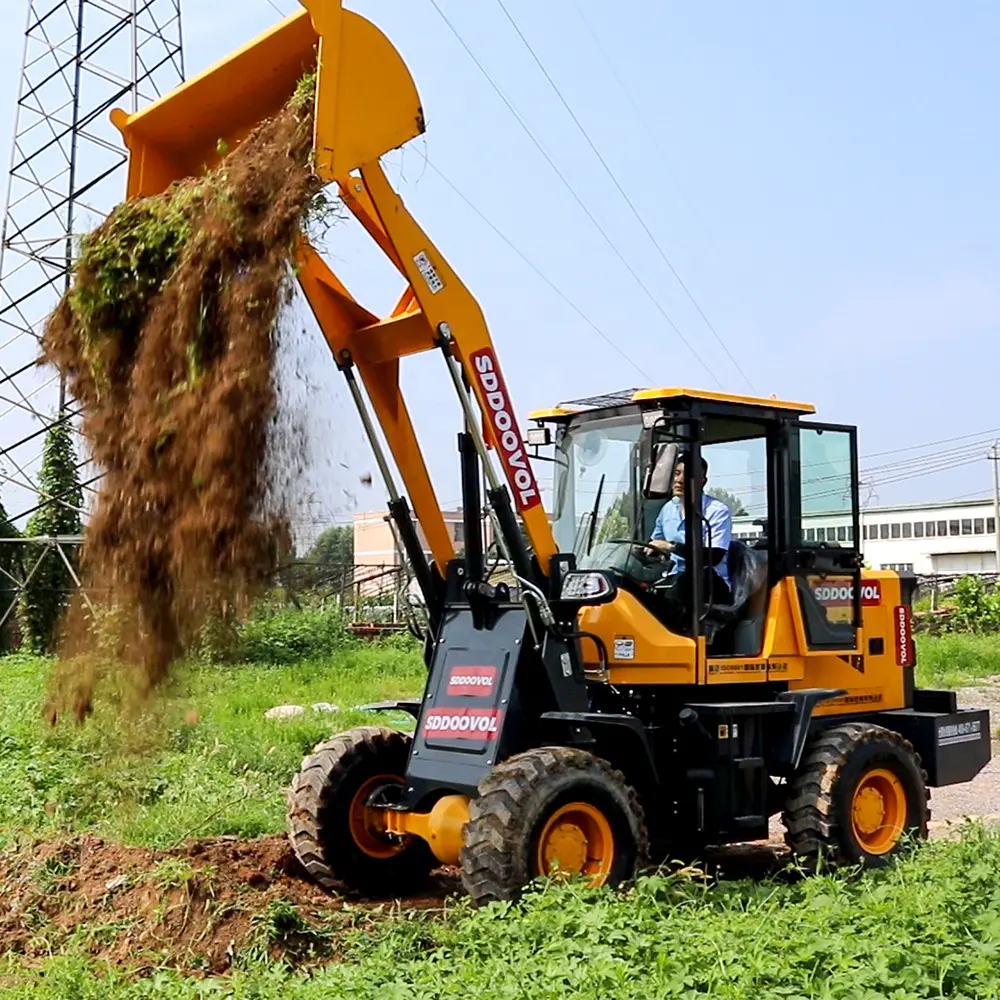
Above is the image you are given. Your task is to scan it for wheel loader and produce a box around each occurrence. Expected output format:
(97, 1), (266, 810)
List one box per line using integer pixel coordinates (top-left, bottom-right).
(108, 0), (991, 904)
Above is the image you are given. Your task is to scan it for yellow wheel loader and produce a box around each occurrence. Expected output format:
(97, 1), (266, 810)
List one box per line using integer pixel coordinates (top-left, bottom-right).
(108, 0), (990, 904)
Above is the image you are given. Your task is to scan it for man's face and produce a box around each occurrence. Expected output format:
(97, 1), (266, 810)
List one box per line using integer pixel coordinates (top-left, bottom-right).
(672, 463), (685, 497)
(672, 462), (705, 497)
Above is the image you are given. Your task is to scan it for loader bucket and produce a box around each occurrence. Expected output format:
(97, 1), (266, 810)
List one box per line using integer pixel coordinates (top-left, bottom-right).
(110, 0), (424, 199)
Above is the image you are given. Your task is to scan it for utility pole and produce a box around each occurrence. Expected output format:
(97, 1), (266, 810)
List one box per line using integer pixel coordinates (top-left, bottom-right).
(991, 442), (1000, 575)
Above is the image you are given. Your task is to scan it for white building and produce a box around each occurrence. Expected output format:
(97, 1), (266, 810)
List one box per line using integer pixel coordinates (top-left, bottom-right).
(734, 497), (1000, 576)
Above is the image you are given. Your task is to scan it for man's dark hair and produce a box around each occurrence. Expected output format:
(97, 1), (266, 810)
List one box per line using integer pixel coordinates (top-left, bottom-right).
(677, 452), (708, 475)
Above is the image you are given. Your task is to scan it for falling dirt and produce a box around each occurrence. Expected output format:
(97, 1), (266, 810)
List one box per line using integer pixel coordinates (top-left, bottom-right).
(41, 78), (320, 717)
(0, 835), (458, 973)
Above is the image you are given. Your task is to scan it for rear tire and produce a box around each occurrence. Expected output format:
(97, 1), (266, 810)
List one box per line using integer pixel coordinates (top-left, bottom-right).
(783, 722), (929, 868)
(460, 746), (648, 906)
(287, 726), (434, 896)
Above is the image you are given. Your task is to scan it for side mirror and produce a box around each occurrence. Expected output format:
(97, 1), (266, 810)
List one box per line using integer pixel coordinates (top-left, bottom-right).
(643, 442), (677, 500)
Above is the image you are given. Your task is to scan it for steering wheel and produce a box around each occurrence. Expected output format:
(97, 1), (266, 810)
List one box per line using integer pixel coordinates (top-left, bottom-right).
(606, 539), (669, 565)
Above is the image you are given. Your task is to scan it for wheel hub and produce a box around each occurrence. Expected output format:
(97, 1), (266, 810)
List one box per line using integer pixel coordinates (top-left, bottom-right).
(850, 768), (906, 855)
(535, 801), (615, 883)
(348, 774), (408, 859)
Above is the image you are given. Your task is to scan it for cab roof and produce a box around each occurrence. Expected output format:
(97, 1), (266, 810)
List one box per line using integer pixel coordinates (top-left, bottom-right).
(528, 387), (816, 422)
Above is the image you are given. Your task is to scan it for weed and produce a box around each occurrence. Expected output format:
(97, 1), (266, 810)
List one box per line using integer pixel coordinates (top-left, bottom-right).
(248, 898), (331, 963)
(31, 852), (78, 893)
(149, 858), (198, 892)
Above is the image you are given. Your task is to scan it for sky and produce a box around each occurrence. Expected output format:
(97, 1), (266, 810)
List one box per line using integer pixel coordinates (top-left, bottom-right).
(2, 0), (1000, 537)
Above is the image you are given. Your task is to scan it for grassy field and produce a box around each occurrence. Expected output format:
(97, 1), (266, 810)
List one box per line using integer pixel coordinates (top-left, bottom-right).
(5, 827), (1000, 998)
(915, 633), (1000, 689)
(0, 638), (423, 850)
(0, 631), (998, 998)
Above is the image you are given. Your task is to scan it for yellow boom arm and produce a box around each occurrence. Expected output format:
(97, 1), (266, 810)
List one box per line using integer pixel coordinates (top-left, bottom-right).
(109, 0), (557, 576)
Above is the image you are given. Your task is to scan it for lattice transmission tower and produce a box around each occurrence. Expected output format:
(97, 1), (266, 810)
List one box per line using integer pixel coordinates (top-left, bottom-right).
(0, 0), (184, 528)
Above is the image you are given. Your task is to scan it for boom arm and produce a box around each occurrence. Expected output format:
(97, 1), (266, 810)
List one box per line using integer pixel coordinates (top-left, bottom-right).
(109, 0), (557, 582)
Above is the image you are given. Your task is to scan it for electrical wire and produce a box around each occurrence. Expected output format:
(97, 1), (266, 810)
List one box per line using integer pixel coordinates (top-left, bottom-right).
(427, 161), (653, 383)
(493, 0), (756, 394)
(425, 0), (721, 388)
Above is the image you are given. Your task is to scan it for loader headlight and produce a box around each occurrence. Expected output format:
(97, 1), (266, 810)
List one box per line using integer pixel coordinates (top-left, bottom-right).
(560, 571), (615, 602)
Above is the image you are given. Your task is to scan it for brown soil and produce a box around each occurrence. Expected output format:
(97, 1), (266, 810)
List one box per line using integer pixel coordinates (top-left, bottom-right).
(41, 82), (319, 716)
(0, 834), (459, 973)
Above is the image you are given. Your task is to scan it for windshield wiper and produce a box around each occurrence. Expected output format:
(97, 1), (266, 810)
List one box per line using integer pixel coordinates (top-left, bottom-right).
(586, 473), (605, 556)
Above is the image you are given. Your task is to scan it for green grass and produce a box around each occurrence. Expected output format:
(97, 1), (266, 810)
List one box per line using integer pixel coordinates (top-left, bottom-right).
(0, 632), (993, 851)
(915, 633), (1000, 689)
(1, 632), (999, 996)
(0, 641), (423, 849)
(4, 826), (1000, 998)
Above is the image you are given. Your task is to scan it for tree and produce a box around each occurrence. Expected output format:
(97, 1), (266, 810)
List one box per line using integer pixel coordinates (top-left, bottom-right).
(710, 488), (748, 517)
(17, 420), (83, 653)
(596, 492), (632, 544)
(0, 498), (20, 652)
(308, 524), (354, 568)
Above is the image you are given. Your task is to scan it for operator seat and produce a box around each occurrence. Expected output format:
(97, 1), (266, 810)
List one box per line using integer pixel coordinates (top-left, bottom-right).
(705, 539), (769, 654)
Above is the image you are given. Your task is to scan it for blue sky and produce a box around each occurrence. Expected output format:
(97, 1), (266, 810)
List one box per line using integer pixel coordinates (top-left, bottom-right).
(2, 0), (999, 528)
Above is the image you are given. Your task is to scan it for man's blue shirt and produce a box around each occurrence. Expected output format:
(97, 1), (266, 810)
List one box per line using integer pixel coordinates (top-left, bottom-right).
(651, 494), (732, 586)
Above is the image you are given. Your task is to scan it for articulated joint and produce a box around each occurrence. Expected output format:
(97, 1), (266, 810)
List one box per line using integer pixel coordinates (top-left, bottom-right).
(378, 794), (470, 865)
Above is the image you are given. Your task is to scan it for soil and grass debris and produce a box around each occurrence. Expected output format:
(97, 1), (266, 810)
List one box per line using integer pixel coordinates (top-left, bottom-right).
(41, 73), (321, 717)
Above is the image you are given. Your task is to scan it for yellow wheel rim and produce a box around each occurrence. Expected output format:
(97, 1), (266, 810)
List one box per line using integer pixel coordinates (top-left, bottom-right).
(348, 774), (407, 859)
(535, 801), (615, 884)
(850, 767), (907, 855)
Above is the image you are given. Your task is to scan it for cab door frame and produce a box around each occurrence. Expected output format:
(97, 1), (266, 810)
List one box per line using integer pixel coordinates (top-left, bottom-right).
(786, 419), (863, 653)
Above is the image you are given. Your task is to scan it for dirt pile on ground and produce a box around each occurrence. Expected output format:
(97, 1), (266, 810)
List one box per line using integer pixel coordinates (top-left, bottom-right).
(0, 835), (457, 972)
(42, 79), (319, 714)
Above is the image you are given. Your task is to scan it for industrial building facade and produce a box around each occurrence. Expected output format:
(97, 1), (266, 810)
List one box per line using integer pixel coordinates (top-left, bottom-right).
(735, 497), (999, 576)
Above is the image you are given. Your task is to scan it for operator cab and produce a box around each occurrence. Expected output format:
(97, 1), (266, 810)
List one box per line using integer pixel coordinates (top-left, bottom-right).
(529, 388), (863, 656)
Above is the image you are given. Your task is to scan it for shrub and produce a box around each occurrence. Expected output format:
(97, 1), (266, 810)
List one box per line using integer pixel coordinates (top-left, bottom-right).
(951, 575), (1000, 633)
(233, 602), (354, 664)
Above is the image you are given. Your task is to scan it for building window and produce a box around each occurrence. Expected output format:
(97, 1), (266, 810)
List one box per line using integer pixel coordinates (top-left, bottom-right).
(975, 518), (985, 535)
(890, 523), (900, 539)
(914, 522), (924, 538)
(902, 522), (911, 538)
(806, 527), (815, 542)
(937, 521), (947, 537)
(962, 519), (973, 536)
(837, 526), (847, 541)
(880, 524), (890, 539)
(453, 521), (465, 543)
(990, 518), (997, 535)
(847, 525), (854, 541)
(950, 520), (961, 536)
(816, 527), (826, 542)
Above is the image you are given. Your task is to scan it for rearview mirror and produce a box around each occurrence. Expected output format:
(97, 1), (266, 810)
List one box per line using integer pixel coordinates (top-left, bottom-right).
(643, 442), (677, 500)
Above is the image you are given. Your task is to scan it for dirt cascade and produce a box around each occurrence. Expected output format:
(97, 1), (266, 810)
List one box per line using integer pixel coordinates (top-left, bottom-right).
(42, 80), (319, 714)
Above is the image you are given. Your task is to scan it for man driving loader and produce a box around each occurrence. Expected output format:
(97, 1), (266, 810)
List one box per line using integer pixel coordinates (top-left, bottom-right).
(645, 452), (734, 606)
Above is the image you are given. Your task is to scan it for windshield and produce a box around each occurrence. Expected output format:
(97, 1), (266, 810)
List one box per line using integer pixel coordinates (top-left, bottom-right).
(552, 415), (644, 567)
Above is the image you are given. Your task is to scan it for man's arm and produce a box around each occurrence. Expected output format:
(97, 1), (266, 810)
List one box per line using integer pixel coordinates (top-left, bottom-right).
(647, 504), (675, 553)
(705, 498), (732, 561)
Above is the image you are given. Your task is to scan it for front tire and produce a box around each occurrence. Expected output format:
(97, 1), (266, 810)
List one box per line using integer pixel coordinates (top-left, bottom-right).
(460, 747), (648, 906)
(783, 722), (929, 868)
(287, 726), (435, 896)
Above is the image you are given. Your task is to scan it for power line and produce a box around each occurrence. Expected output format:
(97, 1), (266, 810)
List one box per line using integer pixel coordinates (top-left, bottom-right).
(493, 0), (755, 394)
(427, 161), (653, 383)
(861, 426), (1000, 461)
(571, 1), (704, 232)
(425, 0), (721, 388)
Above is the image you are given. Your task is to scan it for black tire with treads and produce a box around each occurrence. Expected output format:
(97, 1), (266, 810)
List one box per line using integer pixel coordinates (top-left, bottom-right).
(783, 721), (930, 869)
(460, 746), (649, 907)
(286, 725), (434, 896)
